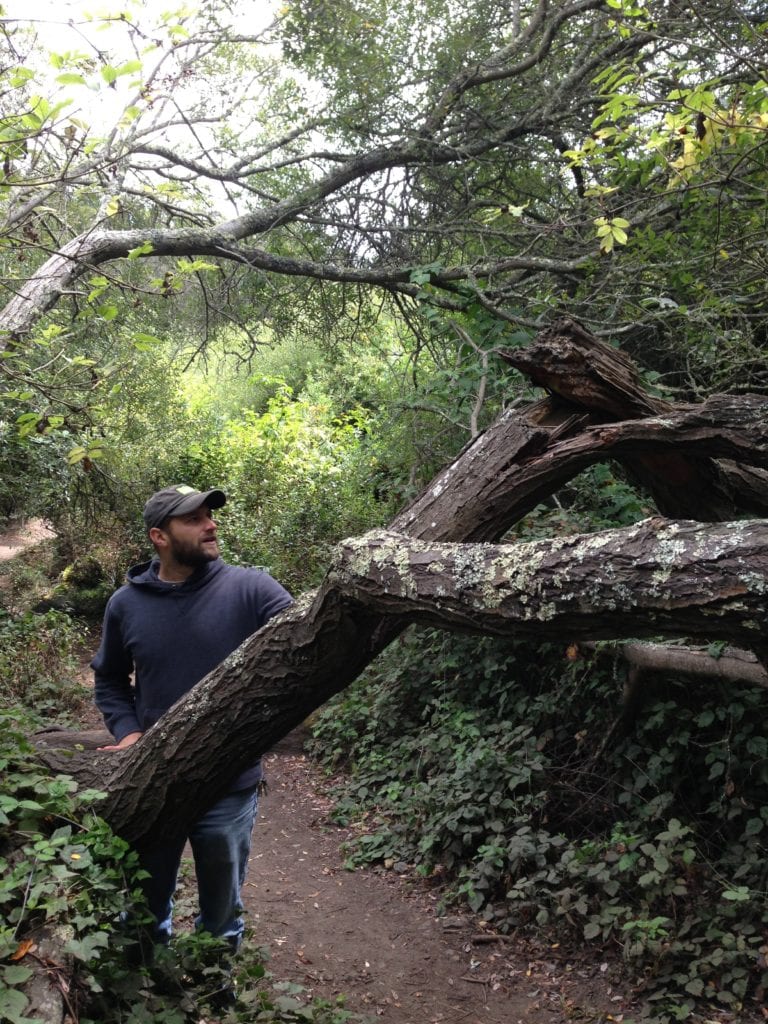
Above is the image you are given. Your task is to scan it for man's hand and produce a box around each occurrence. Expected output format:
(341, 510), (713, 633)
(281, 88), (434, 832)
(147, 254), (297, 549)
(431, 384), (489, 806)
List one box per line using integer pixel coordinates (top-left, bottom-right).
(98, 731), (143, 751)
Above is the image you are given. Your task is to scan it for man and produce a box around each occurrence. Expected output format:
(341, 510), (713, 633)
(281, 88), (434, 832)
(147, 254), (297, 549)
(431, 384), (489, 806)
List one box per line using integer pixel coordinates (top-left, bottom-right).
(92, 484), (293, 952)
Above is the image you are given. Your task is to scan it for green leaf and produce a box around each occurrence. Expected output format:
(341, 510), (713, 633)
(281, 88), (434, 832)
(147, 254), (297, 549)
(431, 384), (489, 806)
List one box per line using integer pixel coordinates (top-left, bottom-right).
(67, 446), (86, 465)
(722, 885), (750, 901)
(116, 59), (142, 77)
(9, 67), (35, 87)
(133, 333), (162, 351)
(56, 73), (87, 86)
(15, 412), (41, 438)
(0, 986), (30, 1024)
(1, 965), (33, 985)
(127, 240), (154, 259)
(65, 931), (109, 962)
(177, 258), (218, 273)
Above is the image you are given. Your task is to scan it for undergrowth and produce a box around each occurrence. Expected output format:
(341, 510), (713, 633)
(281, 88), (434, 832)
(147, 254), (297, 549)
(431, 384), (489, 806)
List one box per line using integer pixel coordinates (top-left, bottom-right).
(0, 609), (90, 719)
(0, 613), (356, 1024)
(308, 627), (768, 1022)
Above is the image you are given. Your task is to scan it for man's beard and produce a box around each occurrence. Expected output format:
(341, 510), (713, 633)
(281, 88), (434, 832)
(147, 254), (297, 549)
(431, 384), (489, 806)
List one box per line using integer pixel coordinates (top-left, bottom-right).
(168, 535), (219, 568)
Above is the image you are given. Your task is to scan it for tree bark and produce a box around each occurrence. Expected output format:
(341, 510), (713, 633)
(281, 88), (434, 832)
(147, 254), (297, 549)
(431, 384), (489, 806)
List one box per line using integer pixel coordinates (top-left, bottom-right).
(501, 319), (768, 519)
(33, 320), (768, 849)
(40, 517), (768, 848)
(595, 641), (768, 687)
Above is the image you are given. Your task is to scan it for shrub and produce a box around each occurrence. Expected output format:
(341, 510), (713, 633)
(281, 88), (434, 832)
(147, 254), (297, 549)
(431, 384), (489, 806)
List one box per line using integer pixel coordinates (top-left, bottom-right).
(209, 385), (393, 592)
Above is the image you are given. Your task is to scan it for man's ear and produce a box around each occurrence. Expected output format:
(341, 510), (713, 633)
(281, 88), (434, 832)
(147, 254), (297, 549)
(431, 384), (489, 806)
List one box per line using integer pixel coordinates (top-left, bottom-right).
(149, 526), (169, 550)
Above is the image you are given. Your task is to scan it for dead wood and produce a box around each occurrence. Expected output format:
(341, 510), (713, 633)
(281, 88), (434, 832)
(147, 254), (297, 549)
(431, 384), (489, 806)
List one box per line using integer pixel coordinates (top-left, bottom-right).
(500, 317), (670, 419)
(501, 320), (768, 519)
(31, 320), (768, 848)
(35, 517), (768, 848)
(585, 641), (768, 687)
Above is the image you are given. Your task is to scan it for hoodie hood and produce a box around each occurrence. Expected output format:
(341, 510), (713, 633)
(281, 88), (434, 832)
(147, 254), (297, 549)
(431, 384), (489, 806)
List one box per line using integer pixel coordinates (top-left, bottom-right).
(126, 557), (225, 593)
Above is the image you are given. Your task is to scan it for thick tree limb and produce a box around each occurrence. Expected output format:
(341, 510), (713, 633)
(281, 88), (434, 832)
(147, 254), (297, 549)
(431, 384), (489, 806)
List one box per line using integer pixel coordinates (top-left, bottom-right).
(0, 227), (589, 342)
(32, 322), (768, 849)
(39, 517), (768, 848)
(330, 521), (768, 647)
(501, 320), (768, 519)
(0, 0), (652, 344)
(593, 642), (768, 687)
(391, 391), (768, 542)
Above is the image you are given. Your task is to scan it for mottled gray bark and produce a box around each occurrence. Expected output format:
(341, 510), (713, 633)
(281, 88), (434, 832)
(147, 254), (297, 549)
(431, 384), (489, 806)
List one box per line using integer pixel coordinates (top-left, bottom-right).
(33, 320), (768, 849)
(40, 517), (768, 848)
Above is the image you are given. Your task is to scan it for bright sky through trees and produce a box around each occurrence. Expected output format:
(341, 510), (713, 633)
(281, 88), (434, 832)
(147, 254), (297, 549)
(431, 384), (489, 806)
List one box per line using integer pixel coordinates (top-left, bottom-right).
(2, 0), (279, 129)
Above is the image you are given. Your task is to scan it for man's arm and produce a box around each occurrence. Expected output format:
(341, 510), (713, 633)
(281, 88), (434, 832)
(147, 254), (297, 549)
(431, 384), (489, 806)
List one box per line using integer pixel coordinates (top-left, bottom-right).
(91, 596), (143, 743)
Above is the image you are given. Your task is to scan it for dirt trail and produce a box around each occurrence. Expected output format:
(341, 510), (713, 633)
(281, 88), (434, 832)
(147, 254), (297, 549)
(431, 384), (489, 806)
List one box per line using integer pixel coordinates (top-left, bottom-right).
(248, 730), (635, 1024)
(0, 518), (53, 561)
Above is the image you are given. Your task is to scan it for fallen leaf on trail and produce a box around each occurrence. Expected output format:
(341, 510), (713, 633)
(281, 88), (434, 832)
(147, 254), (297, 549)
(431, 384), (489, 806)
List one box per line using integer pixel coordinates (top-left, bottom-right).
(11, 939), (36, 960)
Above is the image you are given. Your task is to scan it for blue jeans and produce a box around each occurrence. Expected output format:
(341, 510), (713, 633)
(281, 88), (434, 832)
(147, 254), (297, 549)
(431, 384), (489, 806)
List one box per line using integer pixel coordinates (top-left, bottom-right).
(138, 786), (259, 949)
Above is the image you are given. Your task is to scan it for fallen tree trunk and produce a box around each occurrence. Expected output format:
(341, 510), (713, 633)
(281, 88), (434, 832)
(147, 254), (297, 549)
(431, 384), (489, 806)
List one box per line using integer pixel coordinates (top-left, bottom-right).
(32, 320), (768, 848)
(395, 393), (768, 542)
(38, 517), (768, 848)
(501, 319), (768, 519)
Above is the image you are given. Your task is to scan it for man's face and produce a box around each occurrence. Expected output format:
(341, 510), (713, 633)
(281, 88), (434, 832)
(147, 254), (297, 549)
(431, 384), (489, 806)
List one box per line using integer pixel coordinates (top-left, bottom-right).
(162, 505), (220, 568)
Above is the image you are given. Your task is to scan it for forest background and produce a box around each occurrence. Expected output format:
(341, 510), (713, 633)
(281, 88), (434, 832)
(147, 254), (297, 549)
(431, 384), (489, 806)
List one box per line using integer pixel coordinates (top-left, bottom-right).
(2, 1), (768, 1022)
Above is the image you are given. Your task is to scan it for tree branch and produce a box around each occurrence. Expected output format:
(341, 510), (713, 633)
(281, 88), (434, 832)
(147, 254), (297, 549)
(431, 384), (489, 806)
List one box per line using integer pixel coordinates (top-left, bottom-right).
(38, 516), (768, 847)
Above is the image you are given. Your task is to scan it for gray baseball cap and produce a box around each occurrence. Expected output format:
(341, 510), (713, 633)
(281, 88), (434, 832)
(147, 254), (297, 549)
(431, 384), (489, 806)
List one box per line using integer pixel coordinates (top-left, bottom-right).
(143, 484), (226, 530)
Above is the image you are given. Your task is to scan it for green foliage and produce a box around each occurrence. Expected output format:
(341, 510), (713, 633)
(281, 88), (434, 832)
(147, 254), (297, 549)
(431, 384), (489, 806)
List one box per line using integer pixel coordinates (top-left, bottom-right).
(0, 609), (89, 719)
(558, 16), (768, 394)
(0, 706), (145, 1023)
(0, 708), (358, 1023)
(0, 429), (71, 522)
(309, 628), (768, 1019)
(203, 383), (393, 591)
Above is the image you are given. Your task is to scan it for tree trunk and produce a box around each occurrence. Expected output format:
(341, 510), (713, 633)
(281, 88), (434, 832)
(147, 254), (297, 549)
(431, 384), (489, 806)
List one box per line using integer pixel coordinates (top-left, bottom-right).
(41, 511), (768, 848)
(501, 318), (768, 519)
(35, 320), (768, 849)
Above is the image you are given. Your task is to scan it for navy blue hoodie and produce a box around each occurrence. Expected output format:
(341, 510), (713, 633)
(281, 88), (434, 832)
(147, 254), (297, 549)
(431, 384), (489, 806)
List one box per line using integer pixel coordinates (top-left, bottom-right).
(92, 557), (293, 790)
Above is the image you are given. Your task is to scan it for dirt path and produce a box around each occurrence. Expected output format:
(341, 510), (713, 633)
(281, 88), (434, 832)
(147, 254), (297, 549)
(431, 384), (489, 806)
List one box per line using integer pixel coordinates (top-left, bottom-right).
(247, 729), (636, 1024)
(0, 518), (53, 561)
